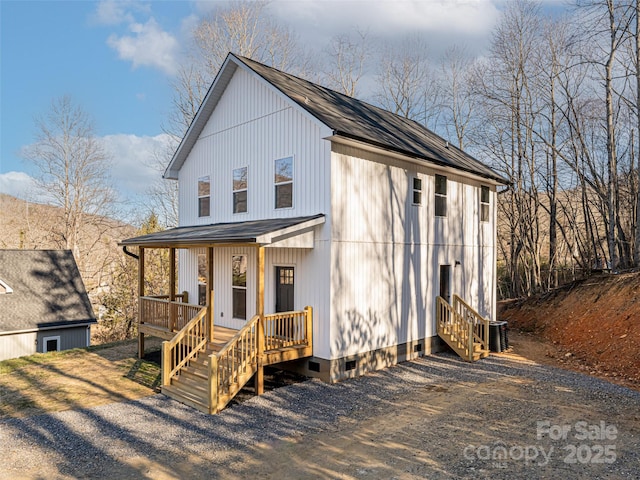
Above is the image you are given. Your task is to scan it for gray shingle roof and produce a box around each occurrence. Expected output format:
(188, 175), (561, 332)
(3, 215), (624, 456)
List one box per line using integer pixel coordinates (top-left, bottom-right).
(120, 214), (325, 247)
(235, 55), (505, 183)
(0, 250), (96, 333)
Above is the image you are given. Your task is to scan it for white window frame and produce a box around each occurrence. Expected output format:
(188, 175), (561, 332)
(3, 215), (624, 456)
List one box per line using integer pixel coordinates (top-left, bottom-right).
(233, 167), (248, 214)
(43, 335), (61, 353)
(274, 156), (294, 209)
(435, 174), (447, 217)
(480, 185), (490, 223)
(412, 176), (422, 206)
(231, 254), (247, 320)
(198, 176), (210, 218)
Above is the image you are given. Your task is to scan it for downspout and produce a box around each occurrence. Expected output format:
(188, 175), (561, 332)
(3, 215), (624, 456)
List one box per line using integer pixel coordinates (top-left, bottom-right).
(123, 246), (139, 260)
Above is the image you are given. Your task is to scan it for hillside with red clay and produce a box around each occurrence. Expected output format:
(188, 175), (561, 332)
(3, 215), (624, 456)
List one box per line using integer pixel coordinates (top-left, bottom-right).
(499, 271), (640, 390)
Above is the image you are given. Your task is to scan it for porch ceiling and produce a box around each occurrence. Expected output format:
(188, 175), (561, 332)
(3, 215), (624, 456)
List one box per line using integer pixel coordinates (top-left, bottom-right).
(119, 214), (325, 248)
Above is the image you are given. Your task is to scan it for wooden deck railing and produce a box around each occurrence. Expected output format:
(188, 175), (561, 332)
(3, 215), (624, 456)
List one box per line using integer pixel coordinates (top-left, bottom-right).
(209, 314), (260, 413)
(263, 307), (312, 350)
(452, 295), (490, 354)
(162, 306), (208, 386)
(140, 296), (203, 332)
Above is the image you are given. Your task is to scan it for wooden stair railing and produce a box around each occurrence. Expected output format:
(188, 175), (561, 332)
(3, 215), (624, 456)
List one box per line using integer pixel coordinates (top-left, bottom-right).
(452, 294), (490, 357)
(209, 314), (260, 414)
(161, 306), (209, 387)
(163, 306), (313, 414)
(436, 296), (489, 362)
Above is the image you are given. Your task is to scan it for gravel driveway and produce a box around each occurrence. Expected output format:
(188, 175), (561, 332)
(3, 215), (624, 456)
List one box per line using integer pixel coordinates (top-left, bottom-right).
(1, 352), (639, 479)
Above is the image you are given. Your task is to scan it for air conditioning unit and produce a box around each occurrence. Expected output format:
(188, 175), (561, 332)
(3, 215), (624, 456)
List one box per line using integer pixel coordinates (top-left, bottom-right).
(489, 321), (509, 352)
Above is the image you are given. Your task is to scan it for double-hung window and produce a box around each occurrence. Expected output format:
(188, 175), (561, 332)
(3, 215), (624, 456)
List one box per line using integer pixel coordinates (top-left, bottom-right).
(198, 176), (210, 217)
(480, 185), (490, 222)
(412, 177), (422, 205)
(233, 167), (247, 214)
(435, 174), (447, 217)
(232, 255), (247, 319)
(275, 157), (293, 209)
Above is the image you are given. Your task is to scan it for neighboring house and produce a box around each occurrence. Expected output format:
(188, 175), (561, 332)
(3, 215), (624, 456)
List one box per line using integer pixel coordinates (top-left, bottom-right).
(121, 53), (506, 412)
(0, 250), (96, 361)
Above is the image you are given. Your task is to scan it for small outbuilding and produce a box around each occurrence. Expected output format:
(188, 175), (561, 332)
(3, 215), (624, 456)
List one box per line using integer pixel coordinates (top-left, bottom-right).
(0, 249), (96, 361)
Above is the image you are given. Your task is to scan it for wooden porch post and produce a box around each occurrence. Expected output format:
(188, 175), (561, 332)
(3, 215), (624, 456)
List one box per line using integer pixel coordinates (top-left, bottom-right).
(169, 247), (176, 301)
(138, 247), (145, 359)
(255, 245), (265, 395)
(169, 247), (176, 331)
(207, 246), (214, 342)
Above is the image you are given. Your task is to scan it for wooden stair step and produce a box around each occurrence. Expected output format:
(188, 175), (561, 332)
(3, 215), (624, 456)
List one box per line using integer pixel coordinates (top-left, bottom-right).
(162, 385), (209, 414)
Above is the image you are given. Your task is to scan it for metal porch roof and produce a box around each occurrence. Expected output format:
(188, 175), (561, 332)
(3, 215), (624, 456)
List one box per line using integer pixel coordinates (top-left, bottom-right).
(120, 214), (325, 248)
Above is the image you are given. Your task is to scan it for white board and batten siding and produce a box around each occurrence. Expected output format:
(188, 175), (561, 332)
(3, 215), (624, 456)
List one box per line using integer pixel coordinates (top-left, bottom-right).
(329, 143), (496, 359)
(174, 65), (498, 364)
(177, 67), (332, 226)
(176, 67), (334, 359)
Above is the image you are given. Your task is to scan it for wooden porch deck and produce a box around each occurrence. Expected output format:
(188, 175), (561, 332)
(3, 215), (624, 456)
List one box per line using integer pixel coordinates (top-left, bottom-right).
(138, 297), (313, 414)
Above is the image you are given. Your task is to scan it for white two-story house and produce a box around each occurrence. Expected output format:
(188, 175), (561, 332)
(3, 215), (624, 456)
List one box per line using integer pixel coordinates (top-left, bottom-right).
(121, 53), (506, 412)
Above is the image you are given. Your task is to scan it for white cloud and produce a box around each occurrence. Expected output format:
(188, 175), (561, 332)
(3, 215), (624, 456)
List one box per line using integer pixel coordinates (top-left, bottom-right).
(107, 18), (179, 75)
(0, 171), (41, 201)
(90, 0), (151, 26)
(270, 0), (501, 56)
(101, 132), (173, 198)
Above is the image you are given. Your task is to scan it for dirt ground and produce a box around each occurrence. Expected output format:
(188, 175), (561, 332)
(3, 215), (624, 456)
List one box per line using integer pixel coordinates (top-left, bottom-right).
(1, 332), (639, 479)
(0, 339), (162, 418)
(499, 271), (640, 390)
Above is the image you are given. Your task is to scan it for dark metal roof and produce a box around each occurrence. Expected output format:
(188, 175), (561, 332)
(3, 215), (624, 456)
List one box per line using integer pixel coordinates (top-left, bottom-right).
(120, 214), (325, 248)
(234, 55), (506, 183)
(165, 53), (506, 184)
(0, 250), (96, 333)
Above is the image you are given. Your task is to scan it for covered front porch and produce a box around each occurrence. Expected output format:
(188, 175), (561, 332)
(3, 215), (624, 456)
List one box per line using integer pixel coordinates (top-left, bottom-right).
(120, 215), (324, 413)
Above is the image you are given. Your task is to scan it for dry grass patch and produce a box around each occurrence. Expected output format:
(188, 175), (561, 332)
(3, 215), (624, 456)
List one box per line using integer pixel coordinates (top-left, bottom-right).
(0, 339), (162, 418)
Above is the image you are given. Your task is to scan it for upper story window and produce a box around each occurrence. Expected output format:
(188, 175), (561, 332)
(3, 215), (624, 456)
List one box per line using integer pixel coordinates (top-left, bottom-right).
(412, 177), (422, 205)
(198, 176), (210, 217)
(232, 255), (247, 319)
(233, 167), (248, 214)
(435, 174), (447, 217)
(480, 185), (490, 222)
(275, 156), (293, 209)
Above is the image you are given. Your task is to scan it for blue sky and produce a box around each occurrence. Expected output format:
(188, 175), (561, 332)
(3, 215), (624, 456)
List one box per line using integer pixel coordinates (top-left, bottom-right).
(1, 0), (560, 221)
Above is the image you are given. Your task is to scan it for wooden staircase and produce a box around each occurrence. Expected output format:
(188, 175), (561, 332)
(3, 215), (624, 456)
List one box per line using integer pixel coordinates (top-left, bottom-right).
(161, 307), (313, 414)
(436, 295), (490, 362)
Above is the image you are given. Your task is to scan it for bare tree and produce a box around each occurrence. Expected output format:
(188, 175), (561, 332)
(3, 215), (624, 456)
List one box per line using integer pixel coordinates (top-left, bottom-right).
(322, 29), (370, 97)
(166, 0), (309, 140)
(22, 96), (117, 262)
(374, 36), (440, 127)
(439, 45), (478, 149)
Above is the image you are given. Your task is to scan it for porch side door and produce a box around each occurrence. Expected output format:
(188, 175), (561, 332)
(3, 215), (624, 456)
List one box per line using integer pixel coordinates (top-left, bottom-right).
(439, 265), (451, 305)
(275, 266), (294, 312)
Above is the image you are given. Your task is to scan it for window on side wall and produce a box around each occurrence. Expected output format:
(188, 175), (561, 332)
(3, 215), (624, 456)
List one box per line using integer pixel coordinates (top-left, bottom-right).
(435, 174), (447, 217)
(233, 167), (247, 214)
(412, 176), (422, 205)
(198, 176), (210, 217)
(232, 255), (247, 319)
(275, 156), (293, 209)
(480, 185), (490, 222)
